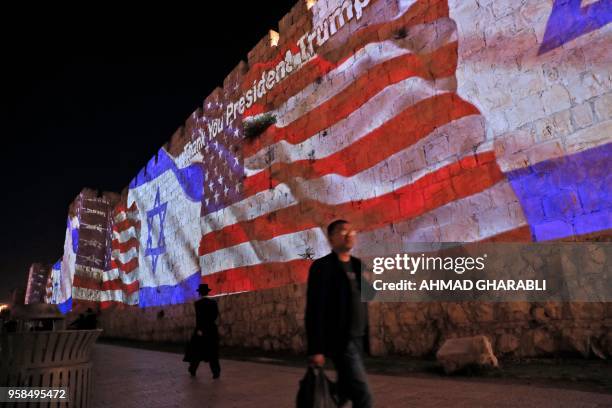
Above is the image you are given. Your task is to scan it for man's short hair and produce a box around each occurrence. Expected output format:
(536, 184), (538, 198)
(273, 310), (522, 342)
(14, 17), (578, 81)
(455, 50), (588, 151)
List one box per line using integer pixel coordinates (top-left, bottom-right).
(327, 219), (348, 236)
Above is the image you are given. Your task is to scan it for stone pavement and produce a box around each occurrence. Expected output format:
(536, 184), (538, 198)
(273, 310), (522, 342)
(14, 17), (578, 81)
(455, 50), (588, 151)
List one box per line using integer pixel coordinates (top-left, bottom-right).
(91, 343), (612, 408)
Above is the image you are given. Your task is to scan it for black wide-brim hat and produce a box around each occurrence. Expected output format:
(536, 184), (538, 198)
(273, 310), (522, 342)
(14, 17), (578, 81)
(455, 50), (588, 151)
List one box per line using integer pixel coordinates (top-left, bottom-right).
(197, 283), (212, 294)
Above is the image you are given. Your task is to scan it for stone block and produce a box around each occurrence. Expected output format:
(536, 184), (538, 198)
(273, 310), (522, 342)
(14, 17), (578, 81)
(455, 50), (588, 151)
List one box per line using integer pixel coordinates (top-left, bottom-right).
(571, 103), (594, 130)
(496, 333), (520, 354)
(446, 303), (470, 326)
(593, 93), (612, 121)
(542, 85), (572, 116)
(530, 329), (556, 355)
(436, 335), (499, 374)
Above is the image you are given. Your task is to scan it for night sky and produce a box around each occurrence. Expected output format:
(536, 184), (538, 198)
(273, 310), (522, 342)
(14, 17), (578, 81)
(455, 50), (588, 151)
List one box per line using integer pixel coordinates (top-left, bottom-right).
(0, 2), (297, 301)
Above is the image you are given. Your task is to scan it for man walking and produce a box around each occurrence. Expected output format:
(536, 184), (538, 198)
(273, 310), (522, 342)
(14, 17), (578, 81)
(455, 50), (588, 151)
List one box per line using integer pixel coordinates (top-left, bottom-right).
(184, 283), (221, 379)
(305, 219), (373, 407)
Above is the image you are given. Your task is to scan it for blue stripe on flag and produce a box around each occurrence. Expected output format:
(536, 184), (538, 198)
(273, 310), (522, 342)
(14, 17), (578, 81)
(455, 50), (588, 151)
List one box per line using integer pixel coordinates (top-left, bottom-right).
(57, 297), (73, 315)
(539, 0), (612, 54)
(138, 270), (201, 308)
(506, 143), (612, 241)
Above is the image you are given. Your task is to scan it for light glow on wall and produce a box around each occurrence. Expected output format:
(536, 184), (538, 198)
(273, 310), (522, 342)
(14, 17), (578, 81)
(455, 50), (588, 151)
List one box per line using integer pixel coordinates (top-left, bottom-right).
(46, 0), (611, 309)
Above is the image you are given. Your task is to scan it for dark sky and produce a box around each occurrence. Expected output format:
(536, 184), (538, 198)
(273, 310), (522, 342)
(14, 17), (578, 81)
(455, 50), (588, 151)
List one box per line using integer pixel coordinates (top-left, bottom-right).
(0, 3), (296, 301)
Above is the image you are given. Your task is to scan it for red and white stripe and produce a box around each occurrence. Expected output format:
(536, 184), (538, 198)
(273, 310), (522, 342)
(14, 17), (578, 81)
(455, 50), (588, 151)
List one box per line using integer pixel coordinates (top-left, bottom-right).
(197, 0), (531, 294)
(99, 203), (141, 307)
(244, 17), (458, 133)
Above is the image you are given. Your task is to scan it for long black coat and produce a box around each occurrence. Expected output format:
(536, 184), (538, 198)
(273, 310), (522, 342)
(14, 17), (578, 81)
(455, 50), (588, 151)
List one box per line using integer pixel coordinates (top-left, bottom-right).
(183, 297), (219, 363)
(305, 252), (371, 357)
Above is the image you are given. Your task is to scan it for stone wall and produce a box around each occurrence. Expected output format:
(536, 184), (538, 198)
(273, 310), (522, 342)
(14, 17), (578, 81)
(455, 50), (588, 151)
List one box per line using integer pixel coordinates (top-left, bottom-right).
(370, 301), (612, 358)
(70, 0), (611, 358)
(99, 284), (308, 350)
(100, 284), (612, 358)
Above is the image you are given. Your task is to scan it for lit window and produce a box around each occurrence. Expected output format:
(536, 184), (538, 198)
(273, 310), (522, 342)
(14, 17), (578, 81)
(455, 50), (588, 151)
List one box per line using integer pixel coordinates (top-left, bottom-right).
(269, 30), (280, 47)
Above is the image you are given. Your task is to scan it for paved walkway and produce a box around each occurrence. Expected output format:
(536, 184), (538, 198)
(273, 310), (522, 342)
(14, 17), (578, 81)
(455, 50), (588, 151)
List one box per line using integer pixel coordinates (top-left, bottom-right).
(92, 343), (612, 407)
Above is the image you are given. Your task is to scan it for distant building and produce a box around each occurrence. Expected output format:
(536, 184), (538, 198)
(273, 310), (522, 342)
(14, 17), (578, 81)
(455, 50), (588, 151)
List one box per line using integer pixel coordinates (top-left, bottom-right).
(25, 263), (51, 304)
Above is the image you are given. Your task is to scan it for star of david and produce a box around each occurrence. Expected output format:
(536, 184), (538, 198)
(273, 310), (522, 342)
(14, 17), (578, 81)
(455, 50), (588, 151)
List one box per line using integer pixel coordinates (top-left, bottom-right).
(145, 187), (168, 274)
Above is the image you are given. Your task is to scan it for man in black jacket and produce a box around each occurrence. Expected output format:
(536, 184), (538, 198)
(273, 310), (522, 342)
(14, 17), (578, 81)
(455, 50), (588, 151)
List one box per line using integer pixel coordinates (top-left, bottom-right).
(184, 283), (221, 379)
(305, 219), (373, 408)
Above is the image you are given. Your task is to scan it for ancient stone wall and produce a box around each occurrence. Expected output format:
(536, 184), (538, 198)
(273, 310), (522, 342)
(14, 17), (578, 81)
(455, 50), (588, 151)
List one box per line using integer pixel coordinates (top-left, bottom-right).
(100, 284), (612, 358)
(67, 0), (611, 357)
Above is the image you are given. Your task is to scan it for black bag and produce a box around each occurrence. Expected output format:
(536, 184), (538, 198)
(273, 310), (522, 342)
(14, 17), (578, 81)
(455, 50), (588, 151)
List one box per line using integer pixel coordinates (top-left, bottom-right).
(296, 366), (339, 408)
(182, 332), (210, 363)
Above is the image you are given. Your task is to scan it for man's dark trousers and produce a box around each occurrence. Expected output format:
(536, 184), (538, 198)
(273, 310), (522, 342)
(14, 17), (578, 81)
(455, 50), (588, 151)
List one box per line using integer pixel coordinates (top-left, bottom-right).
(331, 337), (372, 408)
(189, 357), (220, 377)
